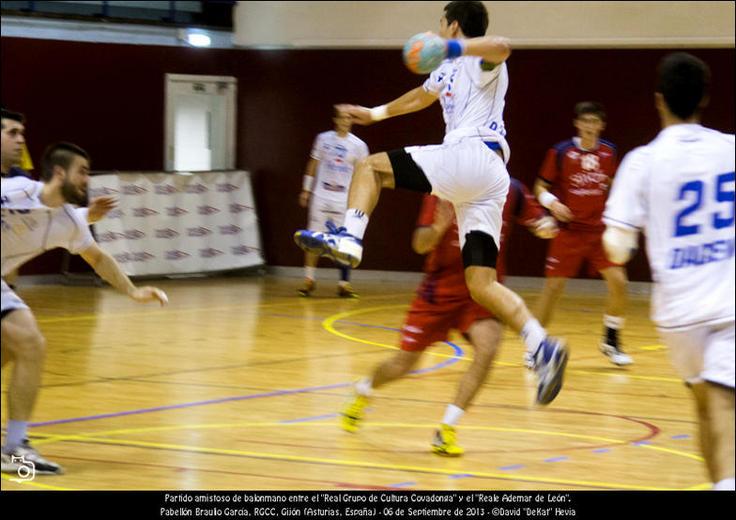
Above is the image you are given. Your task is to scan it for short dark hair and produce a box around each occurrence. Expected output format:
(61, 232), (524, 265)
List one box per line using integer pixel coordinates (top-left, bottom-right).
(574, 101), (607, 122)
(1, 108), (25, 128)
(444, 1), (488, 38)
(41, 142), (90, 182)
(656, 52), (710, 120)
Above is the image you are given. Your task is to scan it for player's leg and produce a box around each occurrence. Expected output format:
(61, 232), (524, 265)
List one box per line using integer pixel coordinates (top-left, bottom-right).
(298, 251), (319, 296)
(702, 322), (735, 489)
(534, 276), (567, 328)
(433, 314), (502, 457)
(1, 308), (63, 475)
(341, 296), (447, 432)
(599, 265), (632, 366)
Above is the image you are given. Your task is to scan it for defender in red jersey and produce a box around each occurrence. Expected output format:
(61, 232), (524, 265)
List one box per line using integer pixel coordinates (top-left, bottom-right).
(533, 102), (631, 366)
(341, 178), (556, 456)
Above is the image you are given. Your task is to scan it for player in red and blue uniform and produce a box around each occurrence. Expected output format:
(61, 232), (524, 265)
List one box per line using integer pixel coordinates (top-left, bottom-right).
(341, 178), (556, 456)
(533, 101), (631, 366)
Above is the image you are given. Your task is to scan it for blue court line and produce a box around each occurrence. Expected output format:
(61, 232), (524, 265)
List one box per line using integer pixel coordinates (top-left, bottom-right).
(592, 448), (611, 453)
(29, 321), (464, 428)
(544, 456), (569, 463)
(632, 441), (651, 446)
(449, 474), (474, 479)
(499, 464), (525, 471)
(671, 434), (690, 440)
(390, 482), (416, 488)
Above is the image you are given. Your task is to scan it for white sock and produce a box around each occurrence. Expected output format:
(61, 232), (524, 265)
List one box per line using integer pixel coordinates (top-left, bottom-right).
(304, 266), (316, 280)
(603, 314), (625, 329)
(344, 208), (369, 239)
(3, 420), (27, 452)
(521, 318), (547, 355)
(354, 377), (373, 397)
(713, 478), (735, 490)
(441, 404), (464, 426)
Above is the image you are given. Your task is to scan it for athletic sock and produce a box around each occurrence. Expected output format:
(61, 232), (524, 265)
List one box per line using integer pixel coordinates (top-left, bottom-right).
(603, 315), (624, 347)
(354, 377), (373, 397)
(344, 209), (369, 240)
(3, 420), (28, 452)
(521, 318), (547, 356)
(441, 404), (465, 427)
(304, 266), (316, 280)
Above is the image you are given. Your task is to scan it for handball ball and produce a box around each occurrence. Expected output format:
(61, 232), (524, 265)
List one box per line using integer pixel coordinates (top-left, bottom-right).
(403, 32), (446, 74)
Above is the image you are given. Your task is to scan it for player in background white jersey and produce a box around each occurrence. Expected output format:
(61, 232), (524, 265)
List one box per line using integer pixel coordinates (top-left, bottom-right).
(603, 52), (734, 491)
(298, 109), (369, 298)
(1, 142), (168, 476)
(295, 1), (568, 411)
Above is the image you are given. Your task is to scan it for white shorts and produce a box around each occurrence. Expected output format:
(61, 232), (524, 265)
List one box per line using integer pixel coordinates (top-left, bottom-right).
(1, 278), (29, 317)
(308, 194), (347, 232)
(406, 135), (509, 249)
(660, 321), (735, 389)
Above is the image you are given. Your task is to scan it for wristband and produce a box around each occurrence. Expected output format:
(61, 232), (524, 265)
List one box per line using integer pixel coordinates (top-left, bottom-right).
(369, 105), (389, 122)
(446, 39), (465, 59)
(539, 191), (558, 209)
(302, 174), (316, 192)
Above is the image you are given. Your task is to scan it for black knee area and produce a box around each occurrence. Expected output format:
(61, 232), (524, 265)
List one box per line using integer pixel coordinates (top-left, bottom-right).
(462, 231), (499, 269)
(388, 148), (432, 193)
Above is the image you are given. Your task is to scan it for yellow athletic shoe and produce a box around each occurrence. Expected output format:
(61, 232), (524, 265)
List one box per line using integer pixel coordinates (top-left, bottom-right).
(341, 394), (369, 433)
(431, 424), (464, 457)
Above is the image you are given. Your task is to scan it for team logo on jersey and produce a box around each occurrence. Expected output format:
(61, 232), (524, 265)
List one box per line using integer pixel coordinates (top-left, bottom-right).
(187, 227), (212, 237)
(198, 205), (220, 215)
(199, 248), (224, 258)
(166, 206), (188, 217)
(132, 207), (159, 217)
(155, 228), (180, 239)
(580, 154), (600, 172)
(155, 184), (178, 195)
(165, 250), (190, 260)
(121, 185), (148, 195)
(216, 183), (240, 192)
(229, 203), (253, 214)
(185, 183), (209, 194)
(219, 224), (242, 235)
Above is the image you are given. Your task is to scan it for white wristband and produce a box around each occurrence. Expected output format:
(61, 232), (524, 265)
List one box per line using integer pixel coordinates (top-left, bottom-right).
(539, 191), (558, 209)
(369, 105), (389, 122)
(302, 174), (316, 192)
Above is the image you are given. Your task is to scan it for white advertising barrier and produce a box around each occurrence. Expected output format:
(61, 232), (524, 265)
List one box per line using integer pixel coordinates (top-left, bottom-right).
(89, 171), (264, 276)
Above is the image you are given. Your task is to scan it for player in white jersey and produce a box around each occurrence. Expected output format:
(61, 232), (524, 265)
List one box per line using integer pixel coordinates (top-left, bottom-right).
(298, 109), (369, 298)
(603, 53), (734, 491)
(1, 142), (168, 476)
(295, 1), (568, 409)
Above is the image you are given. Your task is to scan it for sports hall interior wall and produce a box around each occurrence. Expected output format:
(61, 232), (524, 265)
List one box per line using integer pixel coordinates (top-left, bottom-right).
(2, 37), (733, 281)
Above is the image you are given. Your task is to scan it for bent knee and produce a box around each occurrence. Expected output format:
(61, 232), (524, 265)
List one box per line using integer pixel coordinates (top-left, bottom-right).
(10, 330), (47, 360)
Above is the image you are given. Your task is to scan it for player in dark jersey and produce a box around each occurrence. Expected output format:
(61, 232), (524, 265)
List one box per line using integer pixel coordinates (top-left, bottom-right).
(534, 102), (631, 366)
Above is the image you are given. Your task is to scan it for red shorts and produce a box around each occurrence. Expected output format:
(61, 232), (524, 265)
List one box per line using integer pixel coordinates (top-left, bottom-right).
(544, 228), (619, 278)
(400, 295), (495, 352)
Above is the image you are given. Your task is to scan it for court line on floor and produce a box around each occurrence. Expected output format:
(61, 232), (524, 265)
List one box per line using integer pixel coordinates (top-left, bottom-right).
(28, 423), (703, 491)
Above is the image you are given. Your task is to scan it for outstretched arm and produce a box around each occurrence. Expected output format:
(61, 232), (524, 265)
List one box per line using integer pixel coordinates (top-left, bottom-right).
(461, 35), (511, 66)
(336, 86), (438, 126)
(80, 242), (168, 305)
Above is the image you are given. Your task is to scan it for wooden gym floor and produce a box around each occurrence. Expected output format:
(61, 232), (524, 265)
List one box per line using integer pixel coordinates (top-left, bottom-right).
(1, 275), (708, 491)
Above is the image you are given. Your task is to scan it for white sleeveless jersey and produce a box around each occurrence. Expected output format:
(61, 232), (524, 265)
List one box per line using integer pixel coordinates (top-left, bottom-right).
(310, 131), (369, 203)
(604, 124), (735, 331)
(423, 57), (508, 138)
(1, 176), (94, 277)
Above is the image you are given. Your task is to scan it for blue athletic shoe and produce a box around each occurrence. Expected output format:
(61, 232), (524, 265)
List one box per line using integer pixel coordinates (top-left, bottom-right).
(533, 337), (568, 405)
(294, 221), (363, 268)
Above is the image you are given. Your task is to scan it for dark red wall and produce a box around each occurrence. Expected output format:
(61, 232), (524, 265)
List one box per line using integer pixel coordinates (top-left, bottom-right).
(2, 37), (733, 280)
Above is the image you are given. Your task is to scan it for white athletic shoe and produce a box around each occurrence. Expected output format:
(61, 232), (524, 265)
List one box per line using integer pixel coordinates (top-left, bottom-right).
(294, 221), (363, 268)
(600, 342), (633, 366)
(1, 440), (64, 475)
(533, 337), (569, 405)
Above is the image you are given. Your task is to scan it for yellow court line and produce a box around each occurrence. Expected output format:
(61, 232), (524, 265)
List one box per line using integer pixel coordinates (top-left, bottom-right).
(32, 420), (704, 484)
(0, 473), (74, 490)
(29, 426), (699, 491)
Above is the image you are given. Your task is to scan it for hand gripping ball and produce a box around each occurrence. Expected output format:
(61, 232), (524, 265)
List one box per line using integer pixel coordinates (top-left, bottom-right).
(403, 32), (446, 74)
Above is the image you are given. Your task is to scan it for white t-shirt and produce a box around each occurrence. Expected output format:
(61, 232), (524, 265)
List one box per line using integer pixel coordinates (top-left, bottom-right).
(423, 57), (508, 138)
(604, 124), (735, 331)
(1, 176), (94, 276)
(310, 130), (369, 203)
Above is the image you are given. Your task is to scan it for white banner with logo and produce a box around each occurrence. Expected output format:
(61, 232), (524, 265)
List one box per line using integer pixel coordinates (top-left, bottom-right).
(89, 171), (263, 276)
